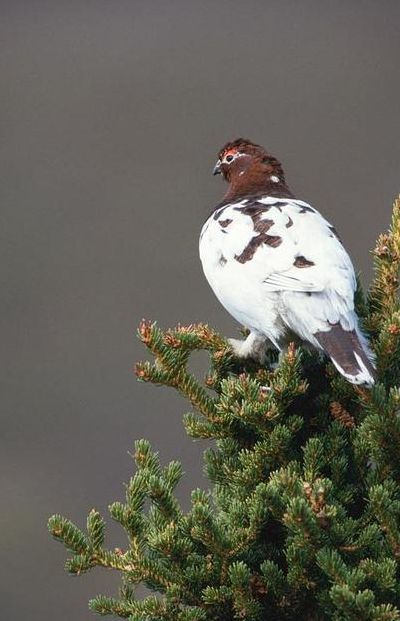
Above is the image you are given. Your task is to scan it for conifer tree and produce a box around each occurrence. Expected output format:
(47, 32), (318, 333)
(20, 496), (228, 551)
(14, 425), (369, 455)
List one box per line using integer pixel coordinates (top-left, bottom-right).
(49, 198), (400, 620)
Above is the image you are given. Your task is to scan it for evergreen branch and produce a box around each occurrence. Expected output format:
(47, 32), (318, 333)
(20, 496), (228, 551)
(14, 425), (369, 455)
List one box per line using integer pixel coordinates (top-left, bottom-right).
(136, 321), (221, 421)
(89, 594), (134, 618)
(368, 482), (400, 557)
(368, 196), (400, 331)
(87, 509), (106, 551)
(48, 515), (89, 555)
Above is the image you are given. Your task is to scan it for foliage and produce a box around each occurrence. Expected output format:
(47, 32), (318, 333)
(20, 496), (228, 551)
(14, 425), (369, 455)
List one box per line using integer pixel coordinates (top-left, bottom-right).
(49, 197), (400, 620)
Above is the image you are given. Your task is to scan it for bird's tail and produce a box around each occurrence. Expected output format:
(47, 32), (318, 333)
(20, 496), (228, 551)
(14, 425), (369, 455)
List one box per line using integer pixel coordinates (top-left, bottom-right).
(315, 324), (376, 386)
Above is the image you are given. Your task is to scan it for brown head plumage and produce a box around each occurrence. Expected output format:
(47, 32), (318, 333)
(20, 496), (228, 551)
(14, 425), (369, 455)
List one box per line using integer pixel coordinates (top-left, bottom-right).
(213, 138), (293, 201)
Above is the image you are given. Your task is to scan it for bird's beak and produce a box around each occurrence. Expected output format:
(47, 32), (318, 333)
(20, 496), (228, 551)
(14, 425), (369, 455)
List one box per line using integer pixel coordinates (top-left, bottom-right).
(213, 160), (222, 175)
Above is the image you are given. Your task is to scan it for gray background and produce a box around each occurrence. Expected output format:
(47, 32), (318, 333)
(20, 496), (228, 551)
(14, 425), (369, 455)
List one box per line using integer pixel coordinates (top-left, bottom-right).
(2, 1), (399, 619)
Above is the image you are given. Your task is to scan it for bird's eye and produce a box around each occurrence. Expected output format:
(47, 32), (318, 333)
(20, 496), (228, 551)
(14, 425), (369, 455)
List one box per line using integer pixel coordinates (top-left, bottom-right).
(226, 154), (234, 163)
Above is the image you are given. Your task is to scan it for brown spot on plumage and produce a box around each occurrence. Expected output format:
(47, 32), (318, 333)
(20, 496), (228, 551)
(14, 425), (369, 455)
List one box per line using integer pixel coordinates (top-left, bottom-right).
(294, 256), (315, 268)
(265, 235), (282, 248)
(219, 218), (232, 228)
(234, 232), (282, 263)
(219, 255), (227, 266)
(299, 205), (315, 213)
(233, 203), (282, 263)
(235, 240), (260, 263)
(286, 217), (294, 228)
(235, 205), (269, 217)
(255, 218), (274, 235)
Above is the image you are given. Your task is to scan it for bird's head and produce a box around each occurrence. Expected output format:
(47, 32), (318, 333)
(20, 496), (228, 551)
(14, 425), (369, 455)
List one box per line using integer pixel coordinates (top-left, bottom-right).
(213, 138), (291, 200)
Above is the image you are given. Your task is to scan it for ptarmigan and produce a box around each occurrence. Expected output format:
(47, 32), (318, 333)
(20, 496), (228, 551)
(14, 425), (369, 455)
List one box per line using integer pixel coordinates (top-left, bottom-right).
(199, 138), (376, 385)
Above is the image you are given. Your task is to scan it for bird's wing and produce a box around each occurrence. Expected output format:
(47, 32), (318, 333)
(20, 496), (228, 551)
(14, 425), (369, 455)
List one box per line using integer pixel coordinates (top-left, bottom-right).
(256, 197), (356, 300)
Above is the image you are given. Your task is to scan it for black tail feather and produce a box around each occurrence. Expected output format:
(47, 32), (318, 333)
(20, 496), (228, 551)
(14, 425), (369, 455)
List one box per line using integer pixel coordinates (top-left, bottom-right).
(314, 324), (376, 386)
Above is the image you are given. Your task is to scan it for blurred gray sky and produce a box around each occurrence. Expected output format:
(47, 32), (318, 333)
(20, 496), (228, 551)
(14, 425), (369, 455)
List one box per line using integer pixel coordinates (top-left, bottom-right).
(1, 1), (399, 619)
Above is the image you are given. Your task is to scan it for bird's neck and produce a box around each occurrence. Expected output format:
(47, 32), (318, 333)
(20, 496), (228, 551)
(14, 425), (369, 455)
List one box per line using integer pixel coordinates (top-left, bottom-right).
(223, 171), (294, 202)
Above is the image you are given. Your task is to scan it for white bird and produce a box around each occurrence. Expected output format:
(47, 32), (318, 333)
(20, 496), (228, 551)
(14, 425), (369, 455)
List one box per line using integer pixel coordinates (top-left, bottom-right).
(199, 138), (375, 385)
